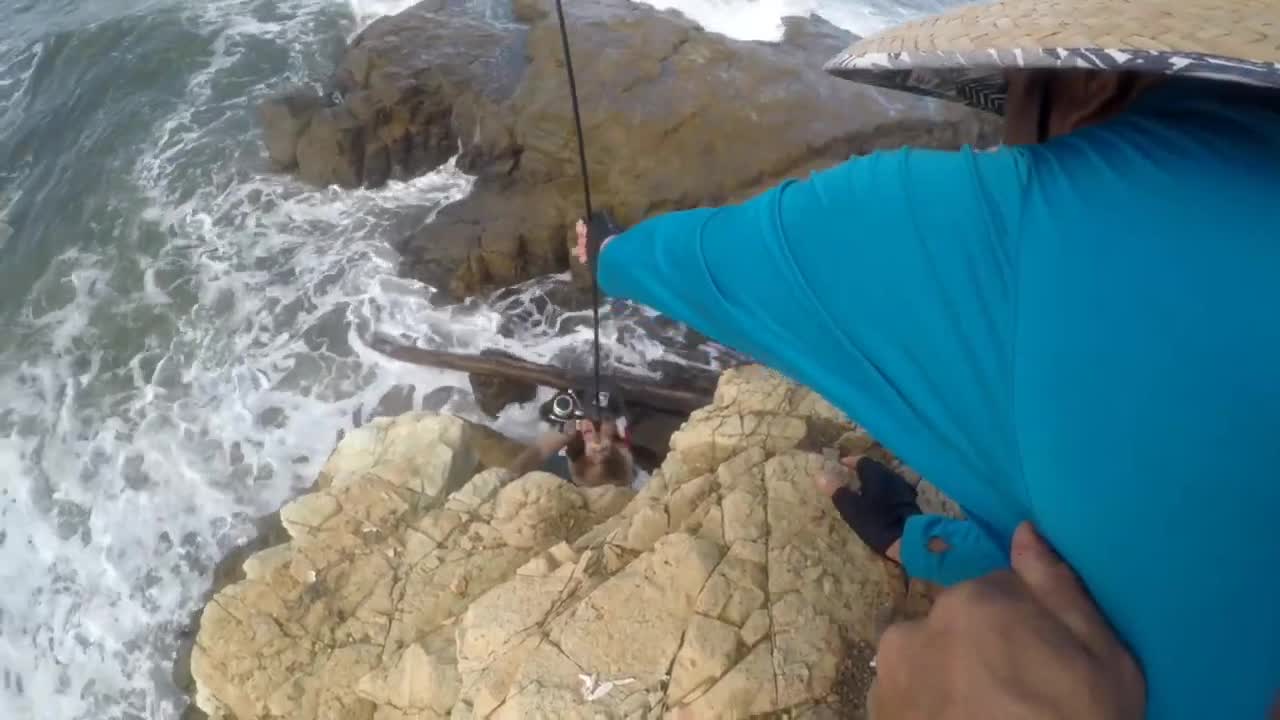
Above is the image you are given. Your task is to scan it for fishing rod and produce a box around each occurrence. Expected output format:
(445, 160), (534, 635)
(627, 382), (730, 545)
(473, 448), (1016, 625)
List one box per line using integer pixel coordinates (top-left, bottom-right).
(552, 0), (605, 429)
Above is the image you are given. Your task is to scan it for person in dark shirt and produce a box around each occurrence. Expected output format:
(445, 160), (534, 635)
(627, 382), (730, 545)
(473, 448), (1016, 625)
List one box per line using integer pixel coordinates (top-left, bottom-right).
(509, 418), (634, 488)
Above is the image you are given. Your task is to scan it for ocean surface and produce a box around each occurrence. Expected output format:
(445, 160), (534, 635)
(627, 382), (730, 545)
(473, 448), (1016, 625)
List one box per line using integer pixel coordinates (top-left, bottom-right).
(0, 0), (952, 717)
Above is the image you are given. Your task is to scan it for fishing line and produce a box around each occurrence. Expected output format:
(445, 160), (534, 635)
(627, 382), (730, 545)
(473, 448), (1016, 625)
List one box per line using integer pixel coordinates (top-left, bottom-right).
(553, 0), (604, 427)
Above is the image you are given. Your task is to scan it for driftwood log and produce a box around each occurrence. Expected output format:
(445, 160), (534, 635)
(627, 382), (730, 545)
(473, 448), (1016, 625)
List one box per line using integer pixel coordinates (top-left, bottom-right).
(367, 335), (720, 415)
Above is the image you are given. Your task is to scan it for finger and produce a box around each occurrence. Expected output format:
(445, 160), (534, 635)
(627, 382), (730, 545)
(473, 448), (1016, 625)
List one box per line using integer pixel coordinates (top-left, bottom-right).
(839, 454), (863, 470)
(575, 223), (588, 261)
(815, 466), (844, 497)
(1010, 522), (1117, 658)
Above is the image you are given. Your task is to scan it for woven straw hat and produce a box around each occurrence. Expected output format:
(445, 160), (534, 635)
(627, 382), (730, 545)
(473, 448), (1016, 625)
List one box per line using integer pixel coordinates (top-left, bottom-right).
(824, 0), (1280, 114)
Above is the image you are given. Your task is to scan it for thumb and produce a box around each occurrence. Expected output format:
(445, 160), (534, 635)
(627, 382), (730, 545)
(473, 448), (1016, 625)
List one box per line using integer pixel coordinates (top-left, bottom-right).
(1010, 522), (1115, 658)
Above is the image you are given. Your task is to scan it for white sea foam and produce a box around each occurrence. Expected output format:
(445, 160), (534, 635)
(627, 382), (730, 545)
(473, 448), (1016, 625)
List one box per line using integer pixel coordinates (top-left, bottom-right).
(348, 0), (430, 26)
(637, 0), (924, 40)
(0, 41), (40, 119)
(0, 0), (947, 717)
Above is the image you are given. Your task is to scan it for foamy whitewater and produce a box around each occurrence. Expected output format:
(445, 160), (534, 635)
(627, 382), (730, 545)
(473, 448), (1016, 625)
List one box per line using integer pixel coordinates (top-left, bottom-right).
(0, 0), (948, 717)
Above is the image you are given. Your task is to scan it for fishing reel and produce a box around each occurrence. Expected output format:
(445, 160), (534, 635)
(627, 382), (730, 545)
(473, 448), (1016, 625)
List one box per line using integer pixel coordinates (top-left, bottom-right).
(539, 388), (615, 431)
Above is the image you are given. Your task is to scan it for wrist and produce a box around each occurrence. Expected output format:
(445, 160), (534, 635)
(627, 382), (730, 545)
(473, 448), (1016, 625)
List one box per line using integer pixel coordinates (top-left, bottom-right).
(536, 431), (570, 455)
(597, 234), (617, 260)
(886, 539), (903, 563)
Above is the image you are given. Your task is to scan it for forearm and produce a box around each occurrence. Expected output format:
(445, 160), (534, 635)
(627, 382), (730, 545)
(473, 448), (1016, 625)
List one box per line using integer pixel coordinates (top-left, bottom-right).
(507, 447), (545, 478)
(597, 201), (800, 378)
(507, 432), (570, 477)
(595, 149), (1030, 547)
(597, 207), (720, 324)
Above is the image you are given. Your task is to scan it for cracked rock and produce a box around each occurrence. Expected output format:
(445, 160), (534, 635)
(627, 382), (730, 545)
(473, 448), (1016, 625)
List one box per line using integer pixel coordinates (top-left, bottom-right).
(189, 366), (956, 719)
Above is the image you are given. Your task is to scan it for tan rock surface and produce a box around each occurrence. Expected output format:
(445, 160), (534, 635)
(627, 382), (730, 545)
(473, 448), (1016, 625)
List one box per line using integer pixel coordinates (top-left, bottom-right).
(191, 366), (945, 719)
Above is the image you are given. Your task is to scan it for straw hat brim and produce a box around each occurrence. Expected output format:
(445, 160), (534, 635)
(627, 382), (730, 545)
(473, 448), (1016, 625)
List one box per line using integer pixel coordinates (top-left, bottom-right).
(823, 0), (1280, 114)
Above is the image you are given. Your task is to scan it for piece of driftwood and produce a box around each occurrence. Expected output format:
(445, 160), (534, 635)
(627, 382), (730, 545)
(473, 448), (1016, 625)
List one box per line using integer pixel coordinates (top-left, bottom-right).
(367, 335), (718, 415)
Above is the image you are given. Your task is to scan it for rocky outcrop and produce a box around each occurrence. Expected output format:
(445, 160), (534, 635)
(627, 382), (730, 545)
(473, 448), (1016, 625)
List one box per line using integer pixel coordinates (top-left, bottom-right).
(260, 1), (527, 189)
(261, 0), (1002, 298)
(189, 366), (952, 719)
(467, 373), (537, 418)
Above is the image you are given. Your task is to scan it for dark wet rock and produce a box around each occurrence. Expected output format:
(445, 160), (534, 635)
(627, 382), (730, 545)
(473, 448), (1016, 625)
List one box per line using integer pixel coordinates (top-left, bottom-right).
(123, 454), (151, 491)
(52, 500), (91, 544)
(468, 372), (538, 416)
(258, 89), (328, 170)
(262, 0), (1002, 296)
(260, 4), (527, 189)
(372, 383), (417, 420)
(375, 384), (418, 418)
(295, 106), (367, 188)
(420, 385), (468, 412)
(256, 406), (287, 429)
(228, 442), (245, 467)
(352, 384), (420, 427)
(410, 1), (999, 299)
(626, 408), (686, 472)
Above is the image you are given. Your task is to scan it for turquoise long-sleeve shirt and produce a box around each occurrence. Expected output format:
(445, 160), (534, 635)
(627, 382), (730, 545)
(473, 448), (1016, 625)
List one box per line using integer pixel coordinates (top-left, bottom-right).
(598, 78), (1280, 720)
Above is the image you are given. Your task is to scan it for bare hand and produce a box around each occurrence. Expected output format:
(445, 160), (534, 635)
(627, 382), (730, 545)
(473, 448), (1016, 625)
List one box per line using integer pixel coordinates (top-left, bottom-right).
(575, 219), (615, 265)
(870, 522), (1145, 720)
(534, 430), (572, 456)
(574, 417), (608, 451)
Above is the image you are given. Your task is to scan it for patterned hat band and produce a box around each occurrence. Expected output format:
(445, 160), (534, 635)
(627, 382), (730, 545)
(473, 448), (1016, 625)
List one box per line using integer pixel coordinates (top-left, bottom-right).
(822, 0), (1280, 114)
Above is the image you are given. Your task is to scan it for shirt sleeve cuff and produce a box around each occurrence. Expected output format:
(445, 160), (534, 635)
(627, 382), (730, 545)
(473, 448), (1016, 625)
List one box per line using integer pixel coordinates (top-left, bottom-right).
(901, 514), (1010, 587)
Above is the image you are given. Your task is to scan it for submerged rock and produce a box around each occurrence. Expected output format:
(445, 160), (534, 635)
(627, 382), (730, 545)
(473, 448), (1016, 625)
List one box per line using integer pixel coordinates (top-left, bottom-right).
(468, 373), (537, 417)
(262, 5), (525, 189)
(188, 366), (954, 719)
(259, 0), (1002, 298)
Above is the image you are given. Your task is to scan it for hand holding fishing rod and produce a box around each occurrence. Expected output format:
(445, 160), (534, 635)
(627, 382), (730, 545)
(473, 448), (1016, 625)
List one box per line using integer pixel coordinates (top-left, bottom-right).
(575, 217), (618, 266)
(553, 0), (609, 431)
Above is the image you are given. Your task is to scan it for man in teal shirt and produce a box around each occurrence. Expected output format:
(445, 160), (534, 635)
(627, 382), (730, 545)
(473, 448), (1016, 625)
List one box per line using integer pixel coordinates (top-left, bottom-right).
(578, 0), (1280, 717)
